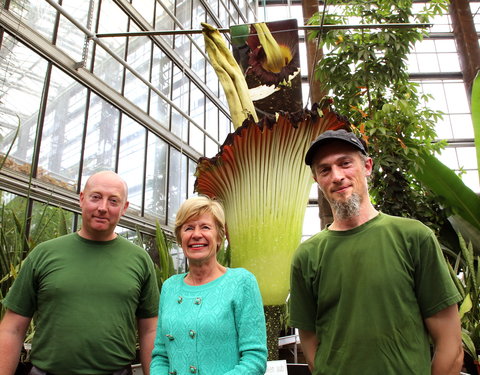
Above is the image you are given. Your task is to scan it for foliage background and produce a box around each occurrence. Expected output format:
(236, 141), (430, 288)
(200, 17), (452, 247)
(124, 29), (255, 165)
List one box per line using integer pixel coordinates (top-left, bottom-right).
(309, 0), (450, 234)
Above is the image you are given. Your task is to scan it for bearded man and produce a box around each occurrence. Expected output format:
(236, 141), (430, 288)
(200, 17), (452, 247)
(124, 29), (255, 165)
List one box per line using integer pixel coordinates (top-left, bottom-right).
(289, 129), (463, 375)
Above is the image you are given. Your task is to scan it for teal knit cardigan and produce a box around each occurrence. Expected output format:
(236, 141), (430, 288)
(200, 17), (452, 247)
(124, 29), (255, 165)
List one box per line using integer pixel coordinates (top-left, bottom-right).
(150, 268), (267, 375)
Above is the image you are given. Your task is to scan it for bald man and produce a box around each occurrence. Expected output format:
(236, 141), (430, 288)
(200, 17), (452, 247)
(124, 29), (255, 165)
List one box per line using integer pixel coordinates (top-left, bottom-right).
(0, 171), (159, 375)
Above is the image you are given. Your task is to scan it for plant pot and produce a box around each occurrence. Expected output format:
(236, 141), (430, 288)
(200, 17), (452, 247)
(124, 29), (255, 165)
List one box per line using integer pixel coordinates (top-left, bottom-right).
(287, 363), (311, 375)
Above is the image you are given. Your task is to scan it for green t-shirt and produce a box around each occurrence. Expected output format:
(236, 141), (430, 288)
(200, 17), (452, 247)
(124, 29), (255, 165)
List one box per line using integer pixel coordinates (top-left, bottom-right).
(3, 233), (159, 375)
(289, 213), (461, 375)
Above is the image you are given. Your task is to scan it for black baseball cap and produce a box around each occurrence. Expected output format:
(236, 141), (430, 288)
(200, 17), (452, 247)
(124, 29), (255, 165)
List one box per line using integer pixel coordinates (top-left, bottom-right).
(305, 129), (367, 166)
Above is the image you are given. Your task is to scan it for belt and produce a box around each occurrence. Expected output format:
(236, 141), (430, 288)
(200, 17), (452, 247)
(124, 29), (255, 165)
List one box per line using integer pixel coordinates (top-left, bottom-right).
(29, 365), (133, 375)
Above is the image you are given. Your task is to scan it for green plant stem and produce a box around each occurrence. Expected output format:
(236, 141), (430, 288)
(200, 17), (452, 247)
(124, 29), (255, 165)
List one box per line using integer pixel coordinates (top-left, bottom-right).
(264, 304), (285, 361)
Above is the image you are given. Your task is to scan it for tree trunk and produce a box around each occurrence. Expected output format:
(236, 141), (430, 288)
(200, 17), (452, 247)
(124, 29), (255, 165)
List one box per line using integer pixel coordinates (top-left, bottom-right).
(301, 0), (333, 229)
(449, 0), (480, 104)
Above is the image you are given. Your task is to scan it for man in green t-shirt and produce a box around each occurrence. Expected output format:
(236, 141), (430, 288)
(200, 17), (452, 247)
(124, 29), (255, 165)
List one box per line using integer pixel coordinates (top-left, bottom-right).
(289, 129), (463, 375)
(0, 171), (159, 375)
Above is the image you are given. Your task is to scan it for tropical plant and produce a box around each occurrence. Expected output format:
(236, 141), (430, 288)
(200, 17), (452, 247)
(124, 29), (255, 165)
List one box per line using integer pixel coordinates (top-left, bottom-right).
(153, 221), (175, 289)
(0, 197), (70, 319)
(446, 231), (480, 371)
(308, 0), (450, 234)
(413, 151), (480, 234)
(136, 222), (176, 291)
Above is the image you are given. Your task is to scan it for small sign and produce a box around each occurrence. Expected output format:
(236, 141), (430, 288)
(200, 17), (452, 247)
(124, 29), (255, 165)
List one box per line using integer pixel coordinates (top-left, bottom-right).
(265, 360), (288, 375)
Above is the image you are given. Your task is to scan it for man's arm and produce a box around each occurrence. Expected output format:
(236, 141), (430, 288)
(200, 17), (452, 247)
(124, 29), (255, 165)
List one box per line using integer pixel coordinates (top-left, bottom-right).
(425, 304), (463, 375)
(0, 309), (31, 375)
(298, 329), (318, 372)
(137, 316), (158, 375)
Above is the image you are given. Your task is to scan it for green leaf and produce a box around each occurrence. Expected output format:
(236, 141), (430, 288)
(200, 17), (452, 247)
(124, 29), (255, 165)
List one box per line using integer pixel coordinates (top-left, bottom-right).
(56, 208), (68, 237)
(463, 329), (477, 360)
(471, 71), (480, 180)
(460, 293), (473, 319)
(413, 151), (480, 232)
(155, 221), (174, 285)
(449, 215), (480, 255)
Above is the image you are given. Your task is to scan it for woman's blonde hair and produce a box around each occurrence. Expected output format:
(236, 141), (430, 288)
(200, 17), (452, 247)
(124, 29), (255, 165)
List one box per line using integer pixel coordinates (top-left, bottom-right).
(174, 195), (226, 246)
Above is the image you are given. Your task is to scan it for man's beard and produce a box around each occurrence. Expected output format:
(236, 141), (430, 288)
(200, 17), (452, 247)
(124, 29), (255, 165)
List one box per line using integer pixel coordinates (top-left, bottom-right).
(329, 193), (361, 220)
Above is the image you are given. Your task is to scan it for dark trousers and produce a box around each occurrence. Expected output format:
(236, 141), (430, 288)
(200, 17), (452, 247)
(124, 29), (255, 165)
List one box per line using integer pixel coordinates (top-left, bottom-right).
(29, 365), (132, 375)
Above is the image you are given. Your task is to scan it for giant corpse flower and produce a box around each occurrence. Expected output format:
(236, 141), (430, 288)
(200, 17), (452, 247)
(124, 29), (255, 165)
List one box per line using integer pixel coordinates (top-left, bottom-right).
(200, 22), (349, 359)
(195, 100), (349, 306)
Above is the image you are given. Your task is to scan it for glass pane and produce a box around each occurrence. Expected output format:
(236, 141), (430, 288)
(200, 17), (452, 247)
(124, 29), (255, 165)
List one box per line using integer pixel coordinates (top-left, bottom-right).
(437, 148), (458, 170)
(0, 36), (47, 175)
(174, 34), (191, 65)
(192, 0), (206, 31)
(190, 83), (204, 129)
(416, 53), (440, 73)
(173, 0), (191, 63)
(434, 39), (456, 53)
(175, 0), (192, 28)
(434, 116), (453, 140)
(171, 67), (189, 141)
(219, 112), (232, 142)
(56, 1), (91, 62)
(450, 114), (474, 139)
(97, 0), (129, 48)
(420, 81), (448, 113)
(9, 0), (56, 41)
(94, 0), (128, 92)
(170, 242), (186, 274)
(38, 67), (87, 191)
(116, 225), (139, 242)
(124, 36), (151, 112)
(205, 99), (218, 142)
(189, 124), (204, 154)
(462, 170), (480, 193)
(93, 44), (125, 93)
(118, 116), (146, 214)
(150, 45), (172, 127)
(205, 98), (218, 140)
(187, 158), (196, 198)
(83, 93), (120, 174)
(444, 82), (469, 113)
(131, 0), (155, 25)
(218, 3), (229, 26)
(155, 0), (175, 47)
(126, 37), (152, 82)
(167, 147), (187, 225)
(145, 134), (168, 223)
(457, 147), (478, 170)
(438, 53), (461, 72)
(205, 138), (219, 158)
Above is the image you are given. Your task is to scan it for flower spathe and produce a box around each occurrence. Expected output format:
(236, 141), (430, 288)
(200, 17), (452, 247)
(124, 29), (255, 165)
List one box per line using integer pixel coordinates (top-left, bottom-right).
(195, 100), (349, 306)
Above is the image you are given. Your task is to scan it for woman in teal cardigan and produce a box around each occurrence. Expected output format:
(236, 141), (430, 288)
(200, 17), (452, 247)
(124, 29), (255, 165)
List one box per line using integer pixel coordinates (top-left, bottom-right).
(150, 196), (267, 375)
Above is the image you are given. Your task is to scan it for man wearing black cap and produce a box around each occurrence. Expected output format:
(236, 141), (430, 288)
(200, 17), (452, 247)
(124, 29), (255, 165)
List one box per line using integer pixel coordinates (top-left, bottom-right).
(289, 129), (463, 374)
